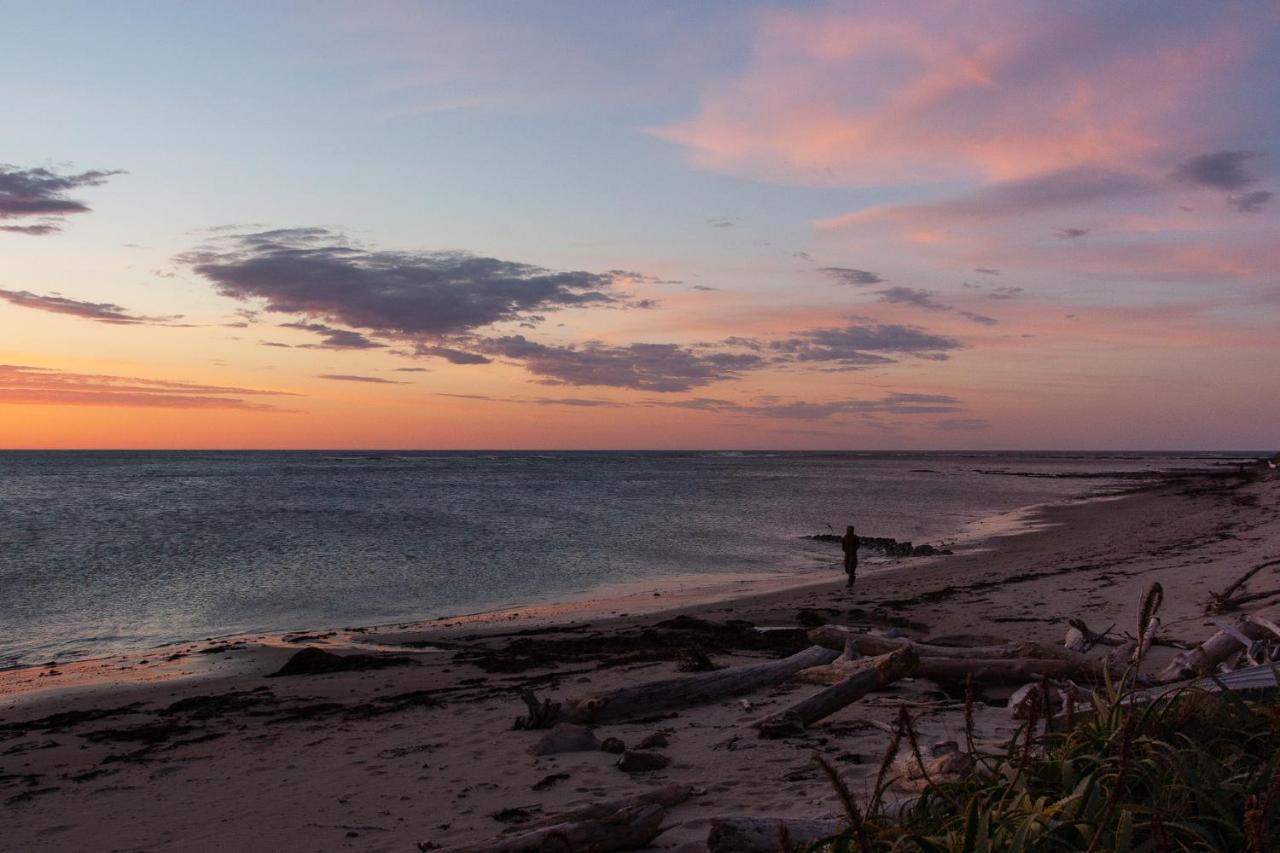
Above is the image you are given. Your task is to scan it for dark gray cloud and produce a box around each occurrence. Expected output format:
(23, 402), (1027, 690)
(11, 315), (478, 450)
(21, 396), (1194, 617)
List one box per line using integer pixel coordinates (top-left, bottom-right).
(1171, 150), (1258, 191)
(987, 286), (1024, 300)
(0, 223), (61, 236)
(931, 167), (1156, 219)
(317, 374), (407, 384)
(0, 288), (176, 325)
(820, 267), (886, 286)
(414, 344), (493, 365)
(279, 321), (384, 349)
(974, 268), (1001, 276)
(1229, 190), (1273, 213)
(394, 367), (431, 373)
(1057, 227), (1090, 239)
(771, 322), (961, 365)
(0, 164), (123, 235)
(957, 311), (997, 326)
(706, 217), (737, 228)
(875, 286), (950, 311)
(180, 227), (643, 339)
(478, 335), (765, 392)
(1171, 151), (1272, 212)
(689, 284), (718, 292)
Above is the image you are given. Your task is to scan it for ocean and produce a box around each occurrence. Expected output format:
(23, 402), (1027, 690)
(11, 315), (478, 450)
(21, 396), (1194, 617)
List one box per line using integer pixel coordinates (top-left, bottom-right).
(0, 451), (1247, 669)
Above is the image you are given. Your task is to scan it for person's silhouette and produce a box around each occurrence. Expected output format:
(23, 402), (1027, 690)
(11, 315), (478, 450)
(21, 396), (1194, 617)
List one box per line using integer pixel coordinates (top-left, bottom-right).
(840, 525), (860, 589)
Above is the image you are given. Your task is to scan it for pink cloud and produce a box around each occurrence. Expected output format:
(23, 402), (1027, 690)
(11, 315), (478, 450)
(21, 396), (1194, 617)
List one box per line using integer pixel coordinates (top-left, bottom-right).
(0, 365), (296, 410)
(653, 3), (1261, 187)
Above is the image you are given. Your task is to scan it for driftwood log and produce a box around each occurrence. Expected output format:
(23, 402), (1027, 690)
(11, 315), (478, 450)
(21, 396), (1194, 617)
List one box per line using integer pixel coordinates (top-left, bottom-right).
(756, 647), (918, 737)
(430, 803), (665, 853)
(430, 787), (694, 853)
(545, 645), (838, 725)
(706, 817), (842, 853)
(1156, 614), (1277, 683)
(514, 786), (693, 831)
(808, 627), (1115, 684)
(808, 627), (1079, 662)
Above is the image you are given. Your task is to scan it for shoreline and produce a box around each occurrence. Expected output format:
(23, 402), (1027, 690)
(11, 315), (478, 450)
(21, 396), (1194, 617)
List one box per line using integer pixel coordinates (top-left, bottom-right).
(4, 467), (1277, 852)
(0, 469), (1150, 683)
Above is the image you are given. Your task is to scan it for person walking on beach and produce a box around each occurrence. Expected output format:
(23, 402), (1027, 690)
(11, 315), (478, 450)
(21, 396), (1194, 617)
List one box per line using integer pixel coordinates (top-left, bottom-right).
(840, 525), (860, 589)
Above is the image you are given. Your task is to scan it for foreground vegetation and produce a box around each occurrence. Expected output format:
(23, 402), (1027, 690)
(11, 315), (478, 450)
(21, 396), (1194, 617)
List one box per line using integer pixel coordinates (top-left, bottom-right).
(806, 680), (1280, 853)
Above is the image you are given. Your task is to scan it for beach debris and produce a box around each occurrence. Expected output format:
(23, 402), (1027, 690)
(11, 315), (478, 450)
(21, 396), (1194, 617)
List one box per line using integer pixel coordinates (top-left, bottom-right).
(527, 723), (600, 756)
(490, 804), (542, 824)
(511, 786), (693, 831)
(524, 644), (838, 726)
(707, 817), (843, 853)
(514, 690), (560, 730)
(809, 626), (1119, 683)
(615, 750), (670, 773)
(756, 646), (919, 739)
(637, 731), (669, 749)
(425, 786), (693, 851)
(530, 772), (570, 791)
(266, 647), (411, 678)
(674, 645), (718, 672)
(805, 533), (952, 557)
(425, 802), (666, 853)
(1009, 680), (1091, 720)
(795, 608), (828, 627)
(1156, 612), (1280, 682)
(599, 736), (626, 754)
(808, 626), (1080, 662)
(1206, 558), (1280, 613)
(887, 739), (976, 793)
(1063, 618), (1120, 652)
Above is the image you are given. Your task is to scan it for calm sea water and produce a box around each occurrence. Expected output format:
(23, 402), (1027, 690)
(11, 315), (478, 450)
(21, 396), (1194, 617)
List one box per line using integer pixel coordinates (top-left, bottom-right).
(0, 451), (1247, 668)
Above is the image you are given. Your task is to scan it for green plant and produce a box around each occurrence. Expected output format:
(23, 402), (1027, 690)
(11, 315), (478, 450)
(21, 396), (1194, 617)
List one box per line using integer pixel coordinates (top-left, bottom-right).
(804, 684), (1280, 852)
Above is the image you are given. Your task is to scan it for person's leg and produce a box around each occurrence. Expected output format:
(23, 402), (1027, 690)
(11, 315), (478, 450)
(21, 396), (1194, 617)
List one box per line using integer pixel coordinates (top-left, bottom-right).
(844, 556), (856, 588)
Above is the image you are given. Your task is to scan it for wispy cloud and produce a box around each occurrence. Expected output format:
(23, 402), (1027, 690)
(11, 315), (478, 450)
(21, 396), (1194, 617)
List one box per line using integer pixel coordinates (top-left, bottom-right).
(0, 164), (123, 235)
(316, 374), (407, 384)
(0, 364), (293, 410)
(0, 289), (179, 325)
(820, 267), (885, 286)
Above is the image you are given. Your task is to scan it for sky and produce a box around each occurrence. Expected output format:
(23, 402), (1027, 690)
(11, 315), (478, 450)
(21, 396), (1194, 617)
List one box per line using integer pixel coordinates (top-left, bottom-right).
(1, 0), (1277, 450)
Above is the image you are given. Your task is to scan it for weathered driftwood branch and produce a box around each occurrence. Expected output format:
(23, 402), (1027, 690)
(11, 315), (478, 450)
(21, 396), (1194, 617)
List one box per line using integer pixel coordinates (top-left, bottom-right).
(428, 803), (666, 853)
(1206, 558), (1280, 613)
(706, 817), (842, 853)
(548, 645), (838, 725)
(915, 656), (1114, 685)
(1156, 615), (1277, 683)
(808, 626), (1079, 662)
(514, 690), (561, 730)
(756, 647), (918, 738)
(808, 627), (1115, 683)
(1064, 619), (1120, 652)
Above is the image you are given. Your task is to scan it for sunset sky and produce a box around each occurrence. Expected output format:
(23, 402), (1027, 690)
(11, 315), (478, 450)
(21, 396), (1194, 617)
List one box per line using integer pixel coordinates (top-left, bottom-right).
(2, 1), (1277, 450)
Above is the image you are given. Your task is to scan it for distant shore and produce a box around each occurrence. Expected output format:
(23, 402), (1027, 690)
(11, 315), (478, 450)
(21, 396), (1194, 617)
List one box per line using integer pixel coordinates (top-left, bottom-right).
(3, 466), (1278, 852)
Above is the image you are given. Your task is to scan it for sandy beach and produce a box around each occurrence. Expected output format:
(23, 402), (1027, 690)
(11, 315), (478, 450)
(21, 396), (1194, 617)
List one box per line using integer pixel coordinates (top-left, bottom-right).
(3, 467), (1278, 853)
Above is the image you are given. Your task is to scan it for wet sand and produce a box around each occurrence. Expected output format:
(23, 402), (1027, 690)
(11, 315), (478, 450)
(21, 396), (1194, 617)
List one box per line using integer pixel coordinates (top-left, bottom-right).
(3, 468), (1278, 852)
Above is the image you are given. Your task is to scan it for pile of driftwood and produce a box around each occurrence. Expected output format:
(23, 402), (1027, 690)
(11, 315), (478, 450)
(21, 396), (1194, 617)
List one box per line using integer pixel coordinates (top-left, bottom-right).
(430, 562), (1280, 853)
